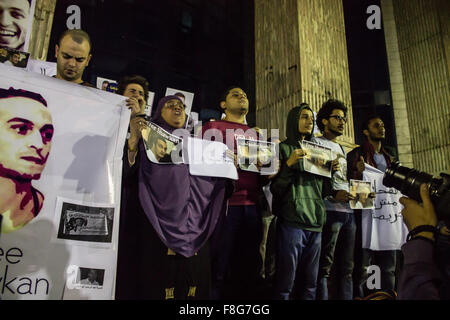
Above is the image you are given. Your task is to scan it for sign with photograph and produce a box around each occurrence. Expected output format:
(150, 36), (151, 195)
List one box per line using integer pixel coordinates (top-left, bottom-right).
(0, 65), (130, 299)
(301, 140), (333, 178)
(0, 0), (36, 52)
(96, 76), (117, 92)
(349, 179), (375, 209)
(141, 121), (184, 164)
(361, 164), (408, 251)
(237, 138), (277, 175)
(0, 47), (30, 68)
(54, 198), (115, 246)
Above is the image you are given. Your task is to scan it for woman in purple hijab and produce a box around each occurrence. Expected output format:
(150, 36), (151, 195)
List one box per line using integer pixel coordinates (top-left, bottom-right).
(117, 95), (230, 300)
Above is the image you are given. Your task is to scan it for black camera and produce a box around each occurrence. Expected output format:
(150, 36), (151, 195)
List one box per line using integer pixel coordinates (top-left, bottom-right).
(383, 162), (450, 226)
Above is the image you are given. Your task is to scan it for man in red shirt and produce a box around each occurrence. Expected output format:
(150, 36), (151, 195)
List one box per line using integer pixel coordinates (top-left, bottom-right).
(202, 86), (267, 299)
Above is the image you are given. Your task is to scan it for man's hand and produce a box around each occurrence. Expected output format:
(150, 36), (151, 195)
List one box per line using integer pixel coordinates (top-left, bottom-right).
(356, 156), (365, 174)
(128, 116), (147, 151)
(126, 96), (146, 117)
(399, 184), (437, 240)
(331, 159), (340, 173)
(333, 190), (355, 203)
(286, 148), (309, 167)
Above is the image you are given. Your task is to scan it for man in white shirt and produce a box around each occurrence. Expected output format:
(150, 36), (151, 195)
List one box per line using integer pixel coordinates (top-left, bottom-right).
(313, 99), (356, 300)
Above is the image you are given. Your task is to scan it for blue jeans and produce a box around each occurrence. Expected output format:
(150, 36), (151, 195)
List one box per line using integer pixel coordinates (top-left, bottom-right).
(274, 220), (321, 300)
(210, 205), (262, 300)
(317, 211), (356, 300)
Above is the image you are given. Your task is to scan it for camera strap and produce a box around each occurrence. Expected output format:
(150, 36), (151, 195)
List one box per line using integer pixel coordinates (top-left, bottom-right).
(407, 225), (437, 242)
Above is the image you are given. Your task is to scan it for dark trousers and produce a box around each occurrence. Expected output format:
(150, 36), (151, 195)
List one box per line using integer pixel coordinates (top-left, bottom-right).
(274, 220), (321, 300)
(116, 202), (211, 300)
(358, 249), (397, 295)
(317, 211), (356, 300)
(210, 205), (262, 300)
(353, 210), (399, 297)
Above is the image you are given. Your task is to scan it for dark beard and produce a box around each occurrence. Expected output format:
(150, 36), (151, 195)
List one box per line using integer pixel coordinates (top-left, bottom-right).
(329, 127), (343, 137)
(370, 136), (384, 142)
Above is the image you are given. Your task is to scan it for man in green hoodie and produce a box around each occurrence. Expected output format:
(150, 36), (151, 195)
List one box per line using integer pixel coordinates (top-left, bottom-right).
(271, 103), (345, 300)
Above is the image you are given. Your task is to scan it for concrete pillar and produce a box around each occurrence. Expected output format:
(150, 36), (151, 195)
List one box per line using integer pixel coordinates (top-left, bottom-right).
(381, 0), (414, 168)
(255, 0), (355, 149)
(383, 0), (449, 175)
(28, 0), (57, 61)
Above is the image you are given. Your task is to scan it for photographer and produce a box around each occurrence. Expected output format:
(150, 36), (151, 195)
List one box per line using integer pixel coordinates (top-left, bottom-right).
(398, 183), (449, 300)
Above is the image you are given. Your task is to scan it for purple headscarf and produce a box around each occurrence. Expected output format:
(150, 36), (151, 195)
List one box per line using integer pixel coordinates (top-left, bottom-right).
(137, 96), (228, 257)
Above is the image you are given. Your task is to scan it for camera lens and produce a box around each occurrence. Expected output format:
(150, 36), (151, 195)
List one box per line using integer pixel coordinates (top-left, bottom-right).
(383, 162), (433, 202)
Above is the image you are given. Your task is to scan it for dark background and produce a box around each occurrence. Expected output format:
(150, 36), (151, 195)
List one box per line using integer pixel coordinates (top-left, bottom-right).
(47, 0), (397, 150)
(49, 0), (255, 121)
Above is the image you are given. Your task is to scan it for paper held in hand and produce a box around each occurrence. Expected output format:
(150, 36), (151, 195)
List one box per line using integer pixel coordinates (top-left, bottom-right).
(300, 140), (333, 178)
(236, 138), (278, 175)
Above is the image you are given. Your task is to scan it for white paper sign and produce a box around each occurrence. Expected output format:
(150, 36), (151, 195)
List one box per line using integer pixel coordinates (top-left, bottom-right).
(0, 65), (130, 300)
(361, 164), (409, 251)
(187, 137), (238, 180)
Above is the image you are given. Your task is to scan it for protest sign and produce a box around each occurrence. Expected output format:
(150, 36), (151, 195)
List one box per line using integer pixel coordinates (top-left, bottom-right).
(301, 140), (333, 178)
(0, 64), (130, 299)
(349, 179), (375, 209)
(237, 138), (277, 175)
(187, 137), (238, 180)
(361, 164), (408, 251)
(142, 122), (184, 164)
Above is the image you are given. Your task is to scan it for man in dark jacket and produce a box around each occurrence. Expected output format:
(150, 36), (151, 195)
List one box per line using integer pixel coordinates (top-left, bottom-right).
(270, 103), (344, 300)
(347, 115), (398, 297)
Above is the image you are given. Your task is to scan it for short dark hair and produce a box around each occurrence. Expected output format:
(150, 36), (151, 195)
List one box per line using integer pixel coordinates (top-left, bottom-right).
(117, 75), (149, 102)
(58, 29), (92, 53)
(149, 134), (166, 149)
(316, 99), (347, 132)
(0, 87), (48, 107)
(220, 85), (243, 103)
(362, 114), (383, 131)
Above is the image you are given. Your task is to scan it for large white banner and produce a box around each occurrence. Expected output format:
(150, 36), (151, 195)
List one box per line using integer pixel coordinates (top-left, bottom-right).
(0, 64), (130, 299)
(361, 164), (408, 251)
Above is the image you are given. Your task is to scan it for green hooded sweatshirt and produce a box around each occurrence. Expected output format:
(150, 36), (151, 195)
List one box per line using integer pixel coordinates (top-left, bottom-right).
(270, 104), (332, 232)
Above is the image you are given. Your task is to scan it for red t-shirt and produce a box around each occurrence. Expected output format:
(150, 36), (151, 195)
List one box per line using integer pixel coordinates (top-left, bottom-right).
(201, 120), (260, 206)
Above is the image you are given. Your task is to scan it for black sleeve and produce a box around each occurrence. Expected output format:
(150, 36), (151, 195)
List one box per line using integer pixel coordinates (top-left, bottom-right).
(122, 139), (141, 187)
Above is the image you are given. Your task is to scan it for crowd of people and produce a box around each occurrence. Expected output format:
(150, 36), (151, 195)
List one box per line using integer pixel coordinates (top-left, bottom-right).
(2, 28), (448, 300)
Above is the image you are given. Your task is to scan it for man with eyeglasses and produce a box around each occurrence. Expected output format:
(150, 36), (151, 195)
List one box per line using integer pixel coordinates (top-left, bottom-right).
(312, 99), (356, 300)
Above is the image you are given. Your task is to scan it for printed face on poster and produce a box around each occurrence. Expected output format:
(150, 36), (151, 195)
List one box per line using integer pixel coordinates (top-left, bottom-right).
(0, 47), (29, 68)
(0, 0), (36, 52)
(0, 65), (130, 300)
(237, 138), (277, 175)
(141, 121), (183, 164)
(301, 140), (333, 178)
(96, 77), (117, 92)
(165, 87), (194, 116)
(349, 179), (375, 209)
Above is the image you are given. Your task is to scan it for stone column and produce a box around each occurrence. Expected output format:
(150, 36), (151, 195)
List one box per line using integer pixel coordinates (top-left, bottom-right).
(255, 0), (355, 149)
(383, 0), (449, 175)
(380, 0), (413, 168)
(28, 0), (58, 61)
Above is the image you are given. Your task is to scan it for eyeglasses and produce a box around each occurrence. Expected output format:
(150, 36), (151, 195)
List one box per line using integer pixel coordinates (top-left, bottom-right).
(328, 115), (347, 123)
